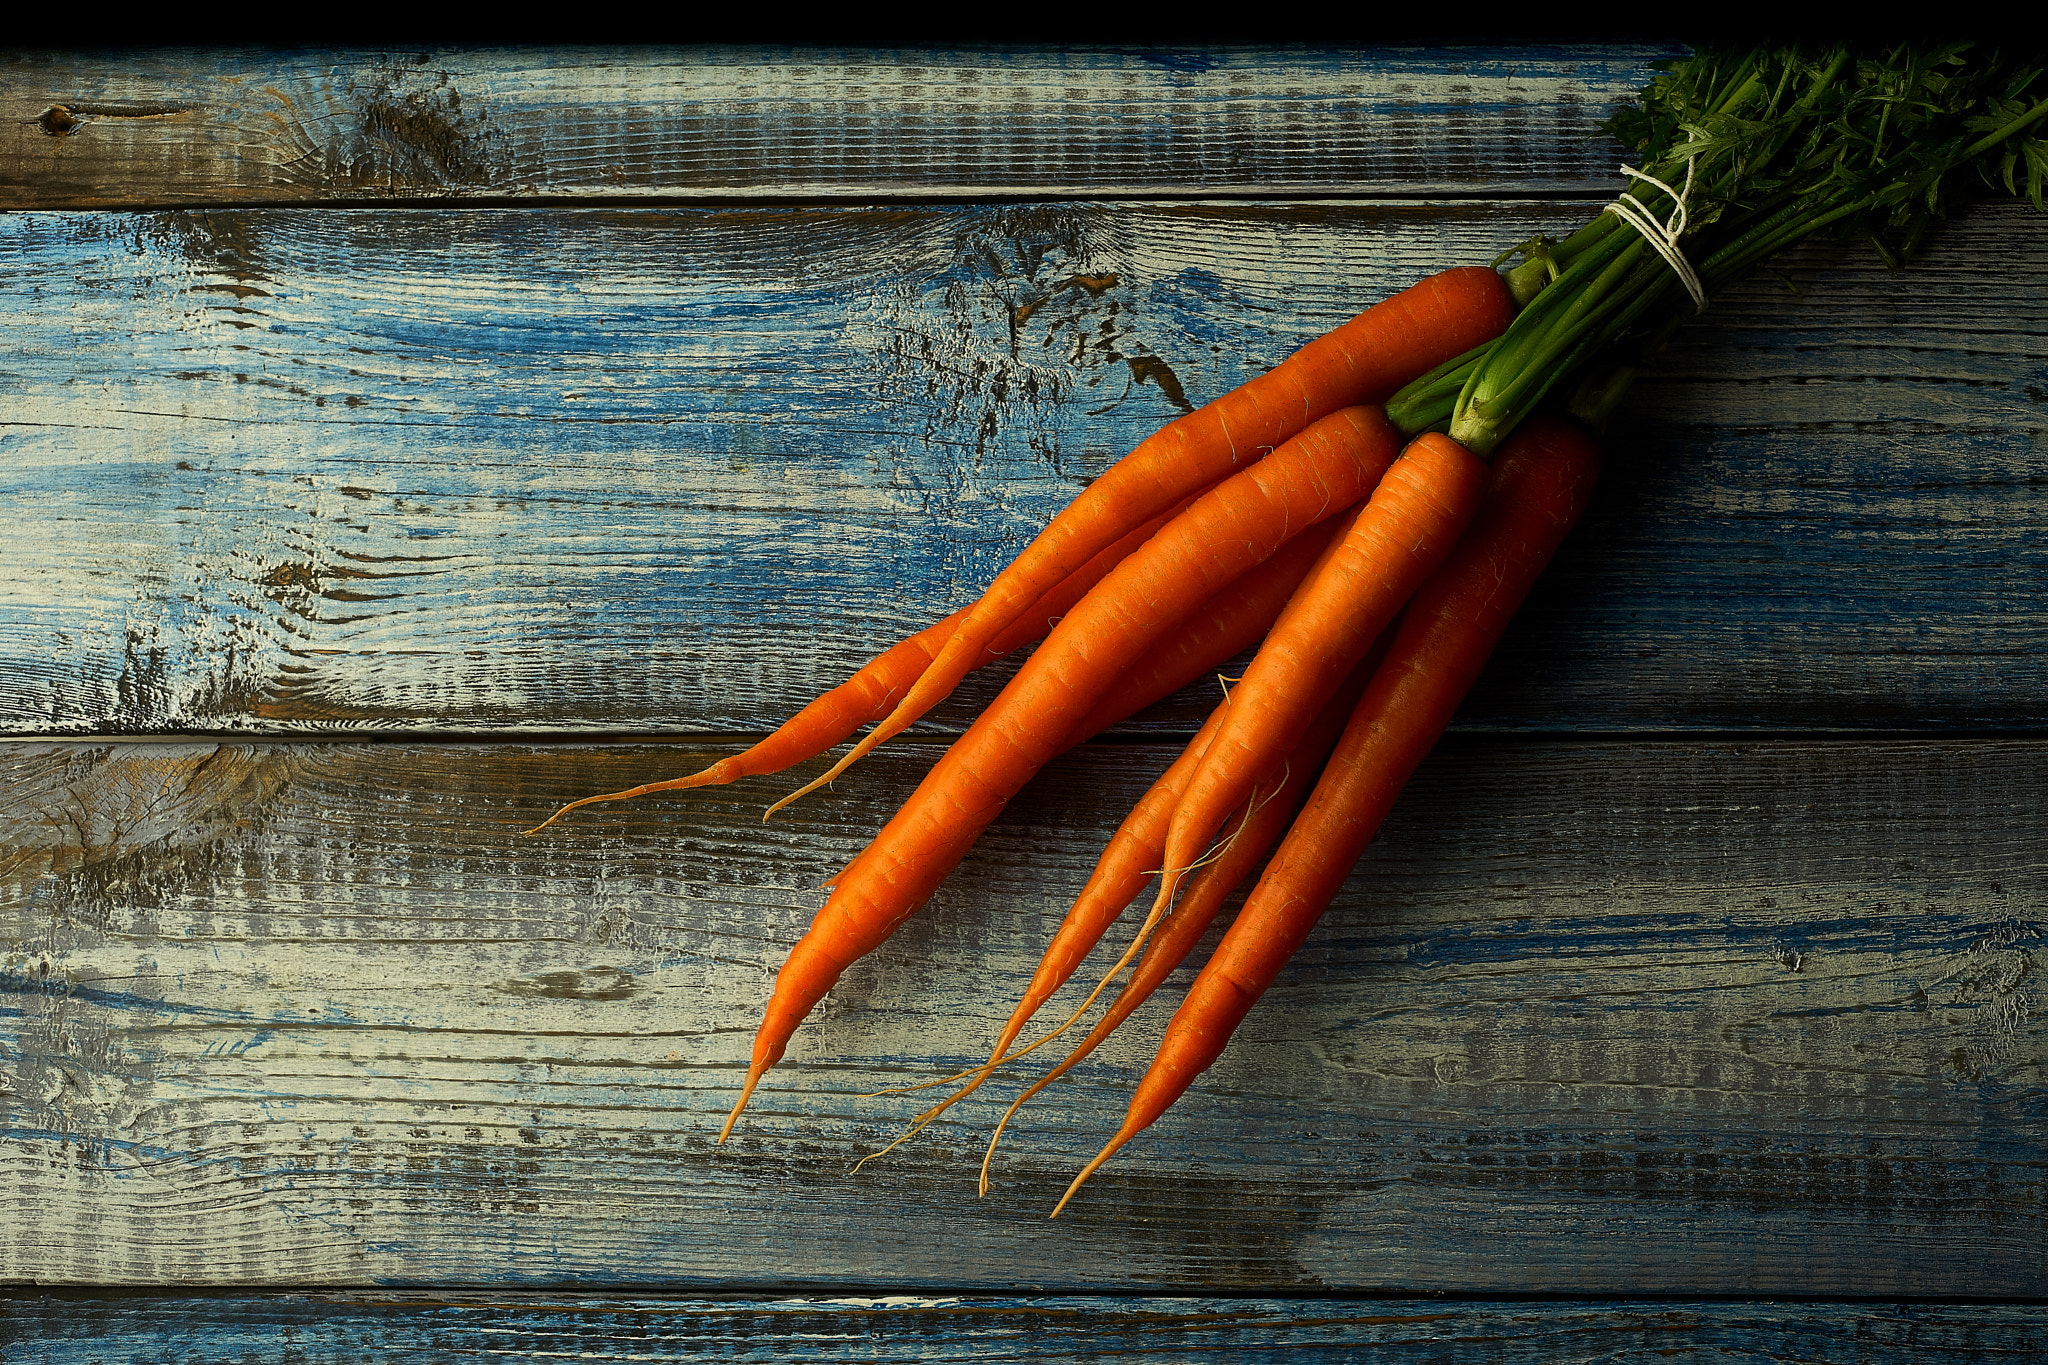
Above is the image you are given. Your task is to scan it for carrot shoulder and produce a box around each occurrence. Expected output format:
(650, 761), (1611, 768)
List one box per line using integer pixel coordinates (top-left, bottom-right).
(722, 406), (1406, 1136)
(771, 266), (1515, 812)
(1056, 413), (1602, 1213)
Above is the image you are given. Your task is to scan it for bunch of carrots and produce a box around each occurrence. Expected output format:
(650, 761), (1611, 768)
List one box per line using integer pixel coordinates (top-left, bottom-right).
(526, 44), (2047, 1213)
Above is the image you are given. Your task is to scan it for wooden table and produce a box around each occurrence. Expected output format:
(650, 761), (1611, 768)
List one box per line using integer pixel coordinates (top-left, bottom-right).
(3, 46), (2044, 1360)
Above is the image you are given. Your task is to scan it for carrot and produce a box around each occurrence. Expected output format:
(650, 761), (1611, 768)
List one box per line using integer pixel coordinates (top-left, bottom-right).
(847, 695), (1237, 1166)
(769, 267), (1515, 813)
(721, 406), (1406, 1137)
(1145, 432), (1489, 932)
(1060, 514), (1346, 745)
(980, 639), (1386, 1195)
(849, 514), (1365, 1159)
(1053, 413), (1600, 1214)
(848, 514), (1367, 1159)
(964, 701), (1232, 1067)
(520, 490), (1211, 836)
(821, 513), (1347, 896)
(971, 504), (1370, 1087)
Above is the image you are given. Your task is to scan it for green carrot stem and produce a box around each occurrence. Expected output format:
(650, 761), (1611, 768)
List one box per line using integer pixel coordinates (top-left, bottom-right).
(1414, 41), (2048, 458)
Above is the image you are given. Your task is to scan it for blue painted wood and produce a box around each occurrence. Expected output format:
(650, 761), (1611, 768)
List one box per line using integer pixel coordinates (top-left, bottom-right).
(2, 738), (2040, 1292)
(4, 41), (2045, 1330)
(3, 201), (2044, 735)
(3, 1293), (2045, 1362)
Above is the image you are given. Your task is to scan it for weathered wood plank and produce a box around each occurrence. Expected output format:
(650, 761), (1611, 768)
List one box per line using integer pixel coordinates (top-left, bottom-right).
(4, 201), (2044, 737)
(3, 737), (2040, 1291)
(4, 1292), (2046, 1363)
(2, 46), (1678, 208)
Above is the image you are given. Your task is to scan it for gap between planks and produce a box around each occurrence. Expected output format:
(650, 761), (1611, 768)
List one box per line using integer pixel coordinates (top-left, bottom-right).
(9, 729), (2046, 747)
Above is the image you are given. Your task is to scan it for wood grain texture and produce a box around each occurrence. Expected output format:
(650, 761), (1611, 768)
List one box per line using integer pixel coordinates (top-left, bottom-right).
(6, 43), (2047, 1328)
(4, 200), (2044, 736)
(2, 46), (1677, 208)
(4, 1292), (2046, 1363)
(3, 738), (2040, 1291)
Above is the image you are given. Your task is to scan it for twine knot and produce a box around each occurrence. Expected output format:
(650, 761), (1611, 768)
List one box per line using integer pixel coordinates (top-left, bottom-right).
(1605, 144), (1708, 313)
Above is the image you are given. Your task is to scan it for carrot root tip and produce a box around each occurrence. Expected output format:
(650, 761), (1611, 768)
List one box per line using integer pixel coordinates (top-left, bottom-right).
(718, 1067), (766, 1145)
(521, 770), (726, 838)
(1051, 1127), (1135, 1218)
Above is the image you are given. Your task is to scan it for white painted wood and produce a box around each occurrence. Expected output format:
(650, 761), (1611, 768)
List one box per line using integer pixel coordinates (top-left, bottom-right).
(3, 47), (1677, 206)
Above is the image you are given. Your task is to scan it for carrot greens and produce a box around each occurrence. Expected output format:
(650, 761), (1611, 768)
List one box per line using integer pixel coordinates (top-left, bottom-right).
(1389, 43), (2048, 455)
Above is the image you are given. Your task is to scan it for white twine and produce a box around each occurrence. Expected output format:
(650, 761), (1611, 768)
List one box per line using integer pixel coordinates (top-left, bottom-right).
(1605, 150), (1709, 313)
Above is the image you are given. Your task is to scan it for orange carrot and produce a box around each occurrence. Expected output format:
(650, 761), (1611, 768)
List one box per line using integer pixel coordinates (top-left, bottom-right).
(849, 516), (1367, 1158)
(981, 637), (1386, 1194)
(976, 701), (1232, 1063)
(521, 490), (1210, 836)
(1146, 432), (1490, 929)
(968, 504), (1369, 1087)
(771, 267), (1515, 812)
(849, 696), (1237, 1165)
(1061, 515), (1347, 745)
(1055, 413), (1601, 1214)
(722, 406), (1406, 1137)
(821, 513), (1347, 895)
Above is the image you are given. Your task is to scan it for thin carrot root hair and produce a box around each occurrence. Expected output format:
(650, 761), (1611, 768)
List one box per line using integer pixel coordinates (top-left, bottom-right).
(861, 1053), (1022, 1099)
(984, 774), (1288, 1195)
(854, 864), (1222, 1180)
(849, 1037), (1057, 1174)
(976, 973), (1138, 1196)
(834, 980), (1136, 1175)
(973, 807), (1259, 1194)
(979, 1081), (1045, 1196)
(847, 769), (1274, 1175)
(976, 896), (1183, 1191)
(761, 763), (842, 820)
(854, 995), (1110, 1099)
(849, 952), (1141, 1174)
(977, 789), (1275, 1195)
(521, 772), (717, 837)
(1139, 764), (1283, 906)
(980, 999), (1127, 1197)
(849, 1120), (929, 1175)
(763, 744), (855, 818)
